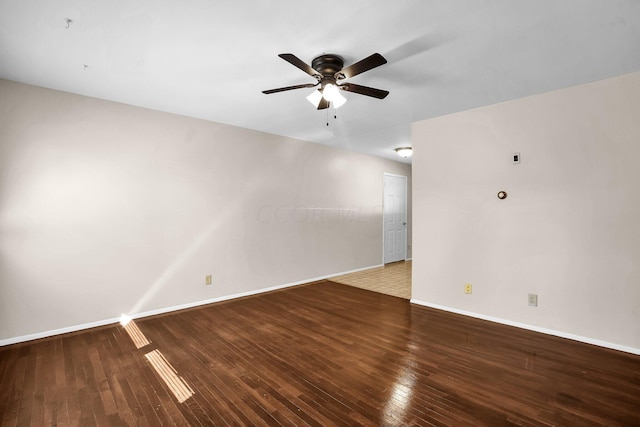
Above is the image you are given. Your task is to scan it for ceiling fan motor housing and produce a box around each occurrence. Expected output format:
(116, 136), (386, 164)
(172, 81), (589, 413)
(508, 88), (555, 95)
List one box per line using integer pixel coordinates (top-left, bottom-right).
(311, 54), (344, 79)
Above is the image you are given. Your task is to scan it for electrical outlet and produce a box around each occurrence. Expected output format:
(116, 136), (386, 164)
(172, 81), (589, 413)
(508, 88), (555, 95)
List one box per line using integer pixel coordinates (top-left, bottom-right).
(528, 293), (538, 307)
(465, 283), (472, 294)
(205, 275), (212, 285)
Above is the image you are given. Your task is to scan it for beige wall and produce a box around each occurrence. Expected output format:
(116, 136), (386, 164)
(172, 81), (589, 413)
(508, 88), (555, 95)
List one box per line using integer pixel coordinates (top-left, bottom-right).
(412, 71), (640, 352)
(0, 79), (411, 343)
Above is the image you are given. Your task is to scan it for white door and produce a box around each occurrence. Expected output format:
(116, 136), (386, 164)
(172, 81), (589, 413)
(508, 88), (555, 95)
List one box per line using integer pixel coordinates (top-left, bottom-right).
(383, 173), (407, 264)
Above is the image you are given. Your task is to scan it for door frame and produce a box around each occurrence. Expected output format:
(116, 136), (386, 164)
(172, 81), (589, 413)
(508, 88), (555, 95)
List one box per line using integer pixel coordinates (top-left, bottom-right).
(382, 173), (408, 264)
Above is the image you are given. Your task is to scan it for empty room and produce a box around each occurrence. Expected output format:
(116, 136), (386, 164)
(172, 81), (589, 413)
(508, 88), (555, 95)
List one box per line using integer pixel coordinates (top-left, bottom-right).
(1, 1), (639, 426)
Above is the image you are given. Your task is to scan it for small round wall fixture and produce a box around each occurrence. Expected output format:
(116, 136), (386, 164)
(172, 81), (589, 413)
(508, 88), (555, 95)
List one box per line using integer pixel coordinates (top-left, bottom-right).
(497, 191), (508, 200)
(395, 147), (412, 158)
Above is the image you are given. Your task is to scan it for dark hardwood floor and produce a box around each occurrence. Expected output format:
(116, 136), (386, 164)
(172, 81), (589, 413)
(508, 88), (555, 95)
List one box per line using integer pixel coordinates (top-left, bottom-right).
(1, 280), (639, 426)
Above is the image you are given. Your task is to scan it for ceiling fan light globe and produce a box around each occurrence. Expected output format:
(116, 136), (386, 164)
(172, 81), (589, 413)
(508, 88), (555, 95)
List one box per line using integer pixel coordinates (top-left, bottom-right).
(322, 83), (338, 101)
(322, 83), (338, 102)
(306, 89), (322, 107)
(332, 91), (347, 108)
(322, 84), (346, 108)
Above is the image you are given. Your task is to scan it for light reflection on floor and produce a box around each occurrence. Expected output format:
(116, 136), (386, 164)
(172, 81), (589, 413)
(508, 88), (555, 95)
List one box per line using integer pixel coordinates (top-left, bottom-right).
(122, 316), (152, 349)
(383, 355), (417, 423)
(145, 349), (195, 403)
(119, 314), (194, 403)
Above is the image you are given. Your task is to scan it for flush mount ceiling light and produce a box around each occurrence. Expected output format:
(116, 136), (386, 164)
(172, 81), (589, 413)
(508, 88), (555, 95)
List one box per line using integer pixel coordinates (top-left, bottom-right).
(395, 147), (412, 158)
(263, 53), (389, 110)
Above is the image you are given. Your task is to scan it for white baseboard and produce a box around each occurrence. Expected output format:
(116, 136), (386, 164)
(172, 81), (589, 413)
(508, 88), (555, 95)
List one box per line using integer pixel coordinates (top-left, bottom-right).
(410, 299), (640, 356)
(0, 317), (123, 347)
(0, 264), (384, 347)
(122, 264), (384, 323)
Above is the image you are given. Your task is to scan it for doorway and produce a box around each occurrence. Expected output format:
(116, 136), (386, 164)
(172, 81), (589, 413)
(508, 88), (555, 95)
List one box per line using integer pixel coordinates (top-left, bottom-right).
(383, 173), (407, 264)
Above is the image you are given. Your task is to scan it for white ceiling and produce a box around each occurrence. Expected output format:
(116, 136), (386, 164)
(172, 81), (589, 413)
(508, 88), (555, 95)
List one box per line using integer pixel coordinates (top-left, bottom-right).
(1, 1), (639, 164)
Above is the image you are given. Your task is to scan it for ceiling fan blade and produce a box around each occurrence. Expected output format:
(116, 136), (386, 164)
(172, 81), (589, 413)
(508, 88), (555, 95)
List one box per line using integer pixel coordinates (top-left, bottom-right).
(317, 97), (330, 110)
(339, 83), (389, 99)
(337, 53), (387, 79)
(278, 53), (321, 78)
(262, 83), (318, 94)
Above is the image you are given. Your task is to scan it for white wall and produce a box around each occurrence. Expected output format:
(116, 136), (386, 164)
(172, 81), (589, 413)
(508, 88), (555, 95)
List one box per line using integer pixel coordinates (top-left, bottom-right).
(0, 79), (411, 343)
(412, 71), (640, 352)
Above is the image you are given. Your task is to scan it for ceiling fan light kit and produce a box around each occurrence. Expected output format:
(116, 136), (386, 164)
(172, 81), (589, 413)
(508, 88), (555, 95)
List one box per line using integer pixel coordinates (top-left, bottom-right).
(263, 52), (389, 110)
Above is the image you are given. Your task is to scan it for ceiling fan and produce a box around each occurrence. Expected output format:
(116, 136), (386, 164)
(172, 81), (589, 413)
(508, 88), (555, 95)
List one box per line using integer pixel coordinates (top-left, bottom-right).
(262, 53), (389, 110)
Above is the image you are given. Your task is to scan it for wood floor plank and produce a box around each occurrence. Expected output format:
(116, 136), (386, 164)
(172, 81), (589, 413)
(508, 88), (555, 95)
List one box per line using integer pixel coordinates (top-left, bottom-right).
(1, 280), (639, 426)
(0, 347), (24, 426)
(51, 339), (69, 426)
(16, 347), (36, 427)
